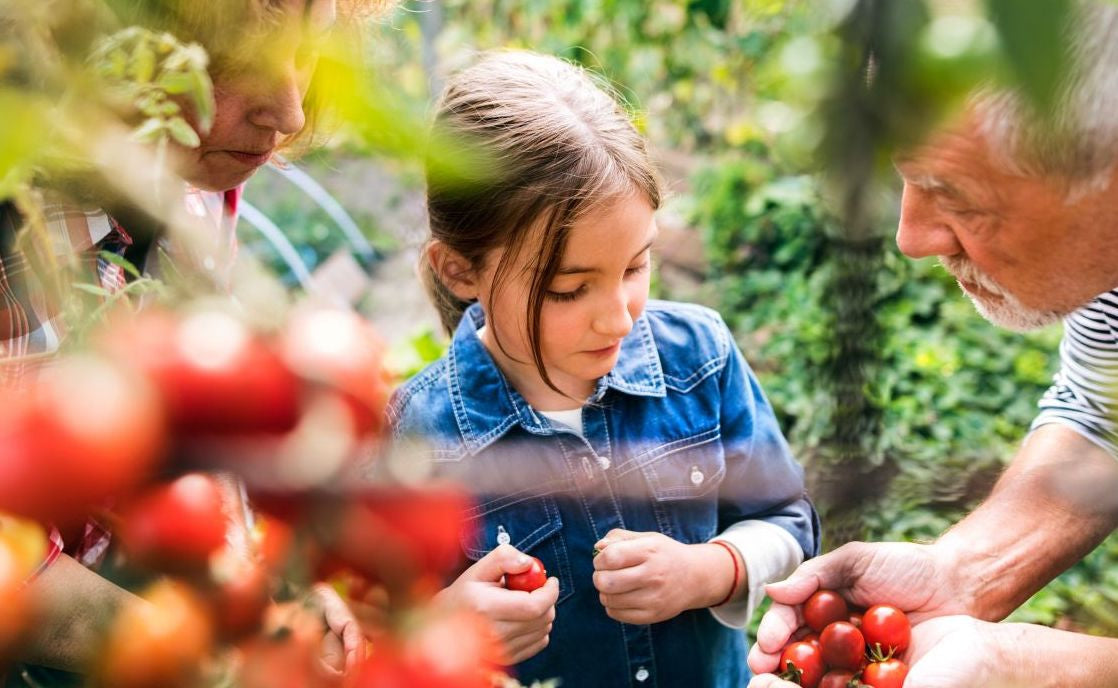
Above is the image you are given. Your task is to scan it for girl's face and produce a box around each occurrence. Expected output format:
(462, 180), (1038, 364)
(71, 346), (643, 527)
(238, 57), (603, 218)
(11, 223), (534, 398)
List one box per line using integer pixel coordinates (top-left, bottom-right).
(477, 193), (657, 410)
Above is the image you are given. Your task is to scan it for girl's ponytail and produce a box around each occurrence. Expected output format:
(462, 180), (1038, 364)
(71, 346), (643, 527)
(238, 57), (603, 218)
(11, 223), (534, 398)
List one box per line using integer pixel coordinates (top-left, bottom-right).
(417, 243), (473, 337)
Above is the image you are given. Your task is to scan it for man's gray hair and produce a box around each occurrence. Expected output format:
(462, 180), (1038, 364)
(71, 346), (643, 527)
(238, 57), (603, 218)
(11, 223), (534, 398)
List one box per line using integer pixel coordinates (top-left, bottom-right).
(975, 2), (1118, 191)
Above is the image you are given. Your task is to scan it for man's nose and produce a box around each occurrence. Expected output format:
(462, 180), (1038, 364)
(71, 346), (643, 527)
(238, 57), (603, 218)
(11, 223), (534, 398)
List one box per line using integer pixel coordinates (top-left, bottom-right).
(895, 184), (963, 259)
(248, 66), (307, 136)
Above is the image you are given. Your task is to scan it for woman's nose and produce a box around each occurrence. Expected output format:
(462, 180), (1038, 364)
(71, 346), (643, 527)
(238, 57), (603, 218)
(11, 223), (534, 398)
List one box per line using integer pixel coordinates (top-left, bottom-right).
(247, 66), (307, 136)
(895, 184), (963, 259)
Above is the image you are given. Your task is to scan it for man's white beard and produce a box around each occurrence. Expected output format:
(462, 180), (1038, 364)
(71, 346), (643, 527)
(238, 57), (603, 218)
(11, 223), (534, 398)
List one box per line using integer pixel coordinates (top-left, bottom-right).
(940, 256), (1065, 332)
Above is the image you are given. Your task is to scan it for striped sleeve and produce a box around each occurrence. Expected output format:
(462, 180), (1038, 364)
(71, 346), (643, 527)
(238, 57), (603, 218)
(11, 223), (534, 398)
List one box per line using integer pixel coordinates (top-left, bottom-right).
(1031, 290), (1118, 458)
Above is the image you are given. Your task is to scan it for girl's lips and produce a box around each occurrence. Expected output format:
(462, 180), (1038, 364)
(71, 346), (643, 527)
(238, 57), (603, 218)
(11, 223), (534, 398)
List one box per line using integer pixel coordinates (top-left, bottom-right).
(225, 150), (273, 167)
(584, 342), (621, 357)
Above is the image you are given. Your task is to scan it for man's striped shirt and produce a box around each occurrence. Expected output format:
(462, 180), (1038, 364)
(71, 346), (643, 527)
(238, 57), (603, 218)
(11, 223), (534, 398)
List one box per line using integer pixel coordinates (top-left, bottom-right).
(1032, 289), (1118, 458)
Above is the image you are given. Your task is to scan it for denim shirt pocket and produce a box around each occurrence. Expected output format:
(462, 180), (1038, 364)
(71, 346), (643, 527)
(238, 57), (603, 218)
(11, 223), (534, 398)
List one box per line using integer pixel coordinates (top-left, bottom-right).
(635, 426), (725, 542)
(459, 489), (575, 605)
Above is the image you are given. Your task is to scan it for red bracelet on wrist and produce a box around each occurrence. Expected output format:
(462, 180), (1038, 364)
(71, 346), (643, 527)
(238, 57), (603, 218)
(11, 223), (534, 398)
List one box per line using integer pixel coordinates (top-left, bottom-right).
(711, 540), (740, 607)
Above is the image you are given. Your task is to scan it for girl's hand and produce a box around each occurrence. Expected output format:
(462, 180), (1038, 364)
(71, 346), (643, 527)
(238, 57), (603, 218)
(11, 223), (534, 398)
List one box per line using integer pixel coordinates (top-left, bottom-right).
(592, 529), (737, 625)
(435, 544), (559, 665)
(311, 582), (367, 676)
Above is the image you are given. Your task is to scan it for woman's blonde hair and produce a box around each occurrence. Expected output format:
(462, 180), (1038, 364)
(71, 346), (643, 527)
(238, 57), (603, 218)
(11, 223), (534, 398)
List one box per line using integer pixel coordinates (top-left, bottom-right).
(422, 50), (662, 393)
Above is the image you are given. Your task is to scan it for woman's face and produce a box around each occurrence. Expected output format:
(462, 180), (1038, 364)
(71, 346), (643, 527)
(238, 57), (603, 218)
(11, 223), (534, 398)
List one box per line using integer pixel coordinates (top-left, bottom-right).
(172, 0), (336, 191)
(476, 193), (658, 409)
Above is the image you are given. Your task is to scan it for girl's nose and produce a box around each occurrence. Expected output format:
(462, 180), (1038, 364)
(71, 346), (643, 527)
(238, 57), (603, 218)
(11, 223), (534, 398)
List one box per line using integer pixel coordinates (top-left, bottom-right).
(593, 288), (634, 339)
(895, 184), (964, 259)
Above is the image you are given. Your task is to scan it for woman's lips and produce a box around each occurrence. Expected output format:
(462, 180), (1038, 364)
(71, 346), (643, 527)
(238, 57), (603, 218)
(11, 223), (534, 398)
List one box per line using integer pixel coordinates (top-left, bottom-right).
(225, 150), (273, 167)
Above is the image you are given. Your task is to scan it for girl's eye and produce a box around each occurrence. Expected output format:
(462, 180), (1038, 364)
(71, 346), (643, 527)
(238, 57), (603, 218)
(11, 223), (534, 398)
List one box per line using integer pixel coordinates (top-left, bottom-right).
(545, 285), (587, 303)
(625, 261), (650, 277)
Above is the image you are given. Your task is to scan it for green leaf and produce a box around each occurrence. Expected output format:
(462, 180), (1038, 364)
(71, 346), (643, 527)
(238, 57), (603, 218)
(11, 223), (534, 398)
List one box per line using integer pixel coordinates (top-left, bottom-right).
(156, 71), (194, 95)
(166, 116), (201, 147)
(71, 283), (112, 298)
(188, 69), (215, 132)
(131, 117), (165, 143)
(131, 42), (156, 83)
(98, 250), (142, 279)
(985, 0), (1073, 115)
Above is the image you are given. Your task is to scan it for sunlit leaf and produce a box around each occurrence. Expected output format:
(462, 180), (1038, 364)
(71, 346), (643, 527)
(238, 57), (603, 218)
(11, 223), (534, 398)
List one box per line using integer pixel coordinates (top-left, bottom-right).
(166, 116), (200, 147)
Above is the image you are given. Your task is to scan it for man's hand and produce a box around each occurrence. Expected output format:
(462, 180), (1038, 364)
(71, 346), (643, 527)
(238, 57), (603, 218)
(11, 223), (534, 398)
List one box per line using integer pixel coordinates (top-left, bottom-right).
(747, 541), (966, 676)
(436, 544), (559, 665)
(591, 529), (738, 625)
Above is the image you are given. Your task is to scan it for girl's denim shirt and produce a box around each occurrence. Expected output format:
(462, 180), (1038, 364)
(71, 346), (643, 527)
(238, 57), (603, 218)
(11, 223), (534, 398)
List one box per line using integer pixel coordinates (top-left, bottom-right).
(389, 300), (821, 688)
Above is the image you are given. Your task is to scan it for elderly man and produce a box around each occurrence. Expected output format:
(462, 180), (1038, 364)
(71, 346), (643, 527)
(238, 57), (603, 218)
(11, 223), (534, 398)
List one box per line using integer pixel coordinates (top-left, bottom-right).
(1, 0), (389, 683)
(748, 3), (1118, 687)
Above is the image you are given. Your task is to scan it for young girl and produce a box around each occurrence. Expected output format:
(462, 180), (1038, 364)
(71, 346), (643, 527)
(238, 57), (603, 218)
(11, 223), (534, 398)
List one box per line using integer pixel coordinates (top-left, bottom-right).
(389, 50), (820, 687)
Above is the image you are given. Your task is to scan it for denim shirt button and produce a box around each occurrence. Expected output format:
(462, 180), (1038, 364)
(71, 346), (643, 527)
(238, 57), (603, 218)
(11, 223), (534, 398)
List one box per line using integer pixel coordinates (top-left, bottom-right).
(690, 466), (704, 486)
(635, 667), (650, 682)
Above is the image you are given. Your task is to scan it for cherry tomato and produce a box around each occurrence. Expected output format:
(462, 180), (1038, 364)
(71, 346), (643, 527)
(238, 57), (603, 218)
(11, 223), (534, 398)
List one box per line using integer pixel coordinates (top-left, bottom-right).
(862, 604), (911, 655)
(778, 641), (824, 688)
(0, 355), (165, 525)
(100, 309), (301, 437)
(820, 620), (865, 671)
(97, 580), (213, 688)
(848, 611), (863, 628)
(820, 669), (857, 688)
(281, 308), (392, 438)
(803, 589), (849, 633)
(116, 473), (227, 574)
(505, 556), (548, 592)
(862, 658), (909, 688)
(800, 631), (822, 651)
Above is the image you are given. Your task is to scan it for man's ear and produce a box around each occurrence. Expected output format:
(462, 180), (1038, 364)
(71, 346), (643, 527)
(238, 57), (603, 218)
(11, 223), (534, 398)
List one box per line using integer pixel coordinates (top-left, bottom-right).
(426, 240), (480, 301)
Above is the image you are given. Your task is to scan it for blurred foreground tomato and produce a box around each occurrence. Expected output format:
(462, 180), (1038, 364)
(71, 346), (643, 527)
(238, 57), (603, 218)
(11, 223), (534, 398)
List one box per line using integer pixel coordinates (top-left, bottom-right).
(237, 601), (336, 688)
(0, 355), (165, 524)
(116, 473), (226, 574)
(96, 579), (213, 688)
(327, 487), (474, 596)
(208, 557), (272, 641)
(0, 517), (43, 660)
(99, 309), (301, 437)
(282, 307), (392, 438)
(347, 610), (500, 688)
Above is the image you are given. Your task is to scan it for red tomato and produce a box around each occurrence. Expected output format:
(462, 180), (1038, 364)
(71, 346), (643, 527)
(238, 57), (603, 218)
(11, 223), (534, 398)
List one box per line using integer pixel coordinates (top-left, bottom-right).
(862, 658), (909, 688)
(848, 611), (863, 628)
(862, 604), (911, 655)
(803, 589), (849, 633)
(116, 473), (227, 574)
(281, 308), (392, 438)
(820, 670), (857, 688)
(800, 631), (822, 650)
(0, 355), (165, 525)
(778, 641), (824, 688)
(100, 309), (301, 437)
(97, 580), (213, 688)
(327, 487), (474, 594)
(209, 560), (271, 641)
(820, 621), (865, 671)
(505, 556), (548, 592)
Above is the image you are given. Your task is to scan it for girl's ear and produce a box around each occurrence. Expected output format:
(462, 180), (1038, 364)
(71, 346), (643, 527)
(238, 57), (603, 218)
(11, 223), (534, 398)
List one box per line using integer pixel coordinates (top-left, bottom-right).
(426, 240), (480, 301)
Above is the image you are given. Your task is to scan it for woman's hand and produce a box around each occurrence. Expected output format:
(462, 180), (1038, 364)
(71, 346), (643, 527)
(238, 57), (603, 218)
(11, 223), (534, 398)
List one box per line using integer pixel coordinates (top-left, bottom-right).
(310, 582), (367, 676)
(436, 544), (559, 664)
(592, 529), (738, 625)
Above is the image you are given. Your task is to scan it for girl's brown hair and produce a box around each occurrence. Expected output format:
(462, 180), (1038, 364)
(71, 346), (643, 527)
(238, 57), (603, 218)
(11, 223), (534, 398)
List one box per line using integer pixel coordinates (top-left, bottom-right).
(422, 50), (662, 393)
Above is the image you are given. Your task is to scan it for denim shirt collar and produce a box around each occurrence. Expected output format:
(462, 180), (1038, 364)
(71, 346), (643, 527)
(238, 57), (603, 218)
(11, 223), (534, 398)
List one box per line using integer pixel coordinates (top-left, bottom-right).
(447, 302), (666, 453)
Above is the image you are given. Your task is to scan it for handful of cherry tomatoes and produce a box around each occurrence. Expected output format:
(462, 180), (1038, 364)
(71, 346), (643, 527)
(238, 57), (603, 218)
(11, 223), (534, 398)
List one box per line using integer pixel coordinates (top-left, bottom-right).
(776, 589), (911, 688)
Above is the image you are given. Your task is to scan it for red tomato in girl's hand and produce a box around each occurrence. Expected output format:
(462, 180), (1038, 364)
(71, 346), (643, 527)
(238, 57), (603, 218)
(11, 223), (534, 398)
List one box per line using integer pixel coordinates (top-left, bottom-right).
(819, 669), (857, 688)
(803, 590), (849, 633)
(862, 658), (909, 688)
(862, 604), (911, 655)
(778, 641), (824, 688)
(504, 556), (547, 592)
(819, 621), (865, 671)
